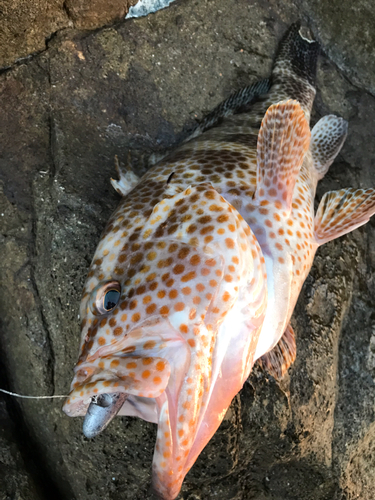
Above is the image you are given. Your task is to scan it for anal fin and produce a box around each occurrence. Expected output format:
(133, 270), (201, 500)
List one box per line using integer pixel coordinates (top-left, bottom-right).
(255, 100), (310, 211)
(257, 323), (296, 380)
(315, 188), (375, 245)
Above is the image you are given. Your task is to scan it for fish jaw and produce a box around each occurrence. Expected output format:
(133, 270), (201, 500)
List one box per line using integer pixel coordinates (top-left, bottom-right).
(151, 275), (266, 500)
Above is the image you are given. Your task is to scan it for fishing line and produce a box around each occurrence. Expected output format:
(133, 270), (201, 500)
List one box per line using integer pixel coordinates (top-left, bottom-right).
(0, 388), (68, 399)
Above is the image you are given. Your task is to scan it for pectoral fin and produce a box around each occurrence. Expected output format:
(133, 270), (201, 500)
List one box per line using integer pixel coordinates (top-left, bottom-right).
(257, 323), (296, 380)
(315, 188), (375, 245)
(311, 115), (348, 180)
(255, 100), (311, 211)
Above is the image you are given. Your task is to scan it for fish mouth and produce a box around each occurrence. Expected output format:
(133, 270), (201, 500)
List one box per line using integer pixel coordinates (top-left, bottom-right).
(63, 354), (171, 432)
(82, 392), (128, 438)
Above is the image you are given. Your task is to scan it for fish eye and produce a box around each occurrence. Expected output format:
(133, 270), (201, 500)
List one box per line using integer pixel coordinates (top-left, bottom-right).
(91, 281), (121, 315)
(103, 289), (120, 310)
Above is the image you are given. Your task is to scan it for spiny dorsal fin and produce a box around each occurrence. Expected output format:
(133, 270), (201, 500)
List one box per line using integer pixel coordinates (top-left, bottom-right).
(311, 115), (348, 180)
(257, 323), (296, 380)
(255, 100), (310, 211)
(315, 188), (375, 245)
(186, 78), (271, 141)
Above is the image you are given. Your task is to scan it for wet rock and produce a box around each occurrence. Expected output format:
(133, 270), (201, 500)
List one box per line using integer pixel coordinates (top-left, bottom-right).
(0, 0), (375, 499)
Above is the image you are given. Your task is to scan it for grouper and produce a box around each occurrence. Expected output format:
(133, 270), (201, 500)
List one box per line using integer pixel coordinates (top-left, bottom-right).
(63, 24), (375, 499)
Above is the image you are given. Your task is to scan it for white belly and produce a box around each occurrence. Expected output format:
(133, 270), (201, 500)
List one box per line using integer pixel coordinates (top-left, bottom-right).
(254, 253), (292, 360)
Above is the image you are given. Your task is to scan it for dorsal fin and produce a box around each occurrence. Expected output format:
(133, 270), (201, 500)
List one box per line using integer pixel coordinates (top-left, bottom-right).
(186, 78), (271, 140)
(315, 188), (375, 245)
(311, 115), (348, 180)
(255, 100), (311, 211)
(257, 323), (296, 380)
(110, 154), (140, 197)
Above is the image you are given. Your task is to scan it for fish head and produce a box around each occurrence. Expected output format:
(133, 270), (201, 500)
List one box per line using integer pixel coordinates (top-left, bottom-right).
(63, 183), (267, 499)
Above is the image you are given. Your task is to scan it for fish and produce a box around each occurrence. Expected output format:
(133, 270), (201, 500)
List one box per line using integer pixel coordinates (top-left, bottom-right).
(63, 23), (375, 499)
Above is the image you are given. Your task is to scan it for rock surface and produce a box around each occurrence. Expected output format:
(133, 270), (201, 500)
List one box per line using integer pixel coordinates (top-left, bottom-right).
(0, 0), (137, 68)
(0, 1), (375, 499)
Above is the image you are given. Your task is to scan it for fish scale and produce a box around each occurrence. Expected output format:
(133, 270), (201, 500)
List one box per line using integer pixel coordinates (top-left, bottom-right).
(63, 23), (375, 500)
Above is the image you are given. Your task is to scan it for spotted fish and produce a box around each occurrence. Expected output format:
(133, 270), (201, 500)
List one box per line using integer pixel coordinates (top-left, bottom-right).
(63, 24), (375, 499)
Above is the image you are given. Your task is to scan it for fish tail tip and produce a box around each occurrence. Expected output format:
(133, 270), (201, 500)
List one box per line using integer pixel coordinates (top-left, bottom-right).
(274, 22), (320, 88)
(298, 25), (315, 44)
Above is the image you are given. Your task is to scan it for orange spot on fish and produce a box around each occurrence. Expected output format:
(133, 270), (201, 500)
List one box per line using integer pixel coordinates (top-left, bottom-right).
(146, 303), (157, 314)
(114, 326), (123, 336)
(156, 361), (165, 371)
(181, 271), (196, 282)
(144, 340), (156, 349)
(160, 305), (170, 315)
(225, 238), (235, 249)
(180, 324), (188, 334)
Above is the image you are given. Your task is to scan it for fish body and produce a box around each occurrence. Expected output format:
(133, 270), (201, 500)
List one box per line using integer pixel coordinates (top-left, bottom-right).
(63, 24), (375, 499)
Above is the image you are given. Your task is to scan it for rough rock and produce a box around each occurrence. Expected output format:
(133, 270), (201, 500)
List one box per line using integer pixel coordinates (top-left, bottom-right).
(0, 398), (41, 500)
(0, 0), (375, 499)
(0, 0), (136, 68)
(301, 0), (375, 96)
(0, 0), (67, 68)
(64, 0), (138, 29)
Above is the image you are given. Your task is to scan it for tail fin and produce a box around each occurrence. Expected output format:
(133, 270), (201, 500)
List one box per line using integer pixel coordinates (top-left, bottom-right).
(271, 23), (320, 114)
(274, 23), (319, 86)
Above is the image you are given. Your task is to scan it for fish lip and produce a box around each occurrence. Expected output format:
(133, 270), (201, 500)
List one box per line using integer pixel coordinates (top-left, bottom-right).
(62, 383), (130, 417)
